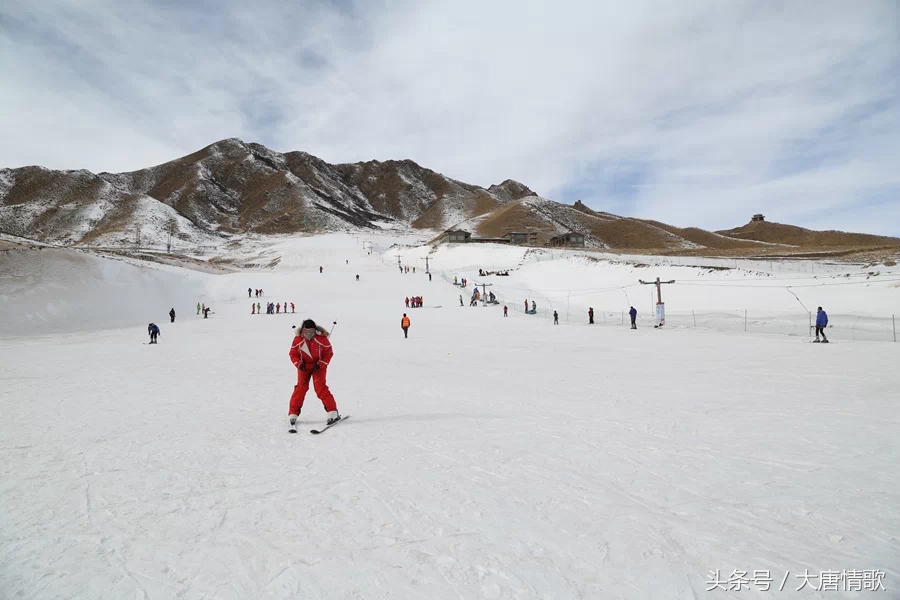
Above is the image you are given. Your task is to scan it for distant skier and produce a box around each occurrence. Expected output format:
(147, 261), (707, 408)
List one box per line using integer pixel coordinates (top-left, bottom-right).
(524, 299), (528, 312)
(169, 308), (176, 323)
(405, 297), (410, 308)
(319, 266), (323, 274)
(203, 307), (210, 319)
(196, 302), (201, 315)
(276, 303), (281, 314)
(503, 306), (508, 317)
(815, 307), (829, 343)
(589, 307), (594, 324)
(459, 295), (463, 307)
(248, 287), (252, 298)
(553, 311), (559, 325)
(401, 313), (411, 338)
(428, 273), (432, 281)
(288, 319), (340, 430)
(291, 302), (295, 314)
(356, 274), (360, 281)
(629, 306), (637, 329)
(148, 323), (160, 344)
(252, 303), (256, 314)
(257, 302), (261, 314)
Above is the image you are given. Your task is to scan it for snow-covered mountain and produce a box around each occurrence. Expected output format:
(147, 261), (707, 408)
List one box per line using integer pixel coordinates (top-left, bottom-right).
(2, 138), (899, 255)
(0, 139), (534, 247)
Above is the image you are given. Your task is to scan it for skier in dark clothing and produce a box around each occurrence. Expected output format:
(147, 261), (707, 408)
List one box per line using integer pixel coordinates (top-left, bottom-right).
(248, 287), (252, 298)
(588, 307), (594, 324)
(814, 307), (829, 343)
(169, 308), (175, 323)
(148, 323), (160, 344)
(553, 311), (559, 324)
(629, 306), (637, 329)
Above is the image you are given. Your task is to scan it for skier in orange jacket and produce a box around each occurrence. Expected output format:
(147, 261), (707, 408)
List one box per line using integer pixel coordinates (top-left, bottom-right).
(401, 314), (411, 338)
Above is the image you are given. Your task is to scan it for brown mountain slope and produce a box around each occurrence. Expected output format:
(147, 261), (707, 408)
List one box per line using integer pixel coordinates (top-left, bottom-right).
(716, 220), (900, 248)
(636, 219), (776, 250)
(0, 138), (530, 244)
(3, 139), (897, 254)
(468, 198), (698, 250)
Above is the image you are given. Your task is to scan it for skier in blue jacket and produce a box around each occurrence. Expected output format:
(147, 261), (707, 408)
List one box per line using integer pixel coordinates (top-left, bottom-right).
(814, 307), (829, 343)
(148, 323), (160, 344)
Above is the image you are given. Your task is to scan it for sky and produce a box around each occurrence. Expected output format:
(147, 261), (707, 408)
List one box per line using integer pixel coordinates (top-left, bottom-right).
(1, 0), (899, 235)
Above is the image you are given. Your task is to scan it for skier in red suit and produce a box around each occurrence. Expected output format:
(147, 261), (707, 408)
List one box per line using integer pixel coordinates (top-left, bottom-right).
(288, 319), (340, 428)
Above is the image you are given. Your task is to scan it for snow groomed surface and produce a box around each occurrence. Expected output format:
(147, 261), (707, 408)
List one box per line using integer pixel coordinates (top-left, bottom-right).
(1, 233), (898, 599)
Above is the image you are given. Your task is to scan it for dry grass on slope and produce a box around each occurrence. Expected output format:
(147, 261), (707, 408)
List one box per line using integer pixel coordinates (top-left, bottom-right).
(637, 219), (774, 249)
(717, 220), (900, 248)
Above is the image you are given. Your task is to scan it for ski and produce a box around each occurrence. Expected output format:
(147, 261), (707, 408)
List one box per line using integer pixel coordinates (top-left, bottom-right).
(311, 415), (349, 434)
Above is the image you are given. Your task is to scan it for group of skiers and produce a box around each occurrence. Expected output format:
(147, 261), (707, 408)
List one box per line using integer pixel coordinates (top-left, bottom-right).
(399, 265), (415, 274)
(148, 263), (836, 434)
(453, 276), (468, 287)
(255, 302), (295, 314)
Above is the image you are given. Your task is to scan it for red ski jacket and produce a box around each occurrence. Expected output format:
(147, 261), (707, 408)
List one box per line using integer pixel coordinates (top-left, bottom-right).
(289, 331), (333, 369)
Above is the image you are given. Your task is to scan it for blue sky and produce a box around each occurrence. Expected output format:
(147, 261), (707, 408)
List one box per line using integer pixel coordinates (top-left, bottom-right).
(1, 0), (898, 235)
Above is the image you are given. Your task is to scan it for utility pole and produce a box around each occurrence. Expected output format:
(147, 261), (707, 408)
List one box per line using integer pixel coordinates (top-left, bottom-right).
(477, 282), (493, 306)
(423, 256), (431, 273)
(639, 277), (675, 328)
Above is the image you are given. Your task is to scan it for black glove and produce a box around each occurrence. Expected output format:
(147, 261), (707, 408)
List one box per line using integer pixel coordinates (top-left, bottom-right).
(313, 363), (321, 371)
(299, 362), (306, 371)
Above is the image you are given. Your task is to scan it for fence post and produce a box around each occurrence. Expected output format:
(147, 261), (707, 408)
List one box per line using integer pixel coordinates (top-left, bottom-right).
(692, 310), (697, 327)
(894, 314), (897, 342)
(744, 309), (747, 332)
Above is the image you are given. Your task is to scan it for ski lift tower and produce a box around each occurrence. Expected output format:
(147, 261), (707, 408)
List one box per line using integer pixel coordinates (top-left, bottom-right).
(476, 282), (493, 306)
(639, 277), (675, 327)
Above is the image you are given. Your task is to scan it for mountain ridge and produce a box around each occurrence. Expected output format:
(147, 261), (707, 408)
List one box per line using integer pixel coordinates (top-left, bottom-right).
(2, 138), (898, 257)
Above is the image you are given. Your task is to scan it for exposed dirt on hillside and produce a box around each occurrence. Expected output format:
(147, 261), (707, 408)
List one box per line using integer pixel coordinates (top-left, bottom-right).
(716, 220), (900, 248)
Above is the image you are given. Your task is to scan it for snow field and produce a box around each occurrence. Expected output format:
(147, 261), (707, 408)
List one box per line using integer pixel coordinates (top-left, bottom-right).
(1, 233), (899, 599)
(397, 243), (900, 342)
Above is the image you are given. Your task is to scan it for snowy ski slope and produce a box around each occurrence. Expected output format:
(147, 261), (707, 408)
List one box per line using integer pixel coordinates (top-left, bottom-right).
(1, 233), (898, 599)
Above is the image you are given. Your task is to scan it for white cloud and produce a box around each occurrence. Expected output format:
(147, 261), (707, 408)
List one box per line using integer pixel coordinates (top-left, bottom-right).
(1, 0), (898, 234)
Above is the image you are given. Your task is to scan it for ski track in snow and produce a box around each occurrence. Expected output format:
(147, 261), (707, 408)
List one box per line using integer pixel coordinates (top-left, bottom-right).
(1, 233), (899, 599)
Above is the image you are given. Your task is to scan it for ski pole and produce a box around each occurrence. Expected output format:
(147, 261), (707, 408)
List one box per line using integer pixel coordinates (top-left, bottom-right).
(330, 321), (338, 338)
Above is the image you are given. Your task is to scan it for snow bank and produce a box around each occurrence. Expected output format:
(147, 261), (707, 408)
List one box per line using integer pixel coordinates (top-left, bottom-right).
(0, 248), (211, 335)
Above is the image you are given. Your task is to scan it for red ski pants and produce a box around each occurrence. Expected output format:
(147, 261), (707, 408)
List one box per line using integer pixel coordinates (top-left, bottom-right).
(289, 368), (337, 414)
